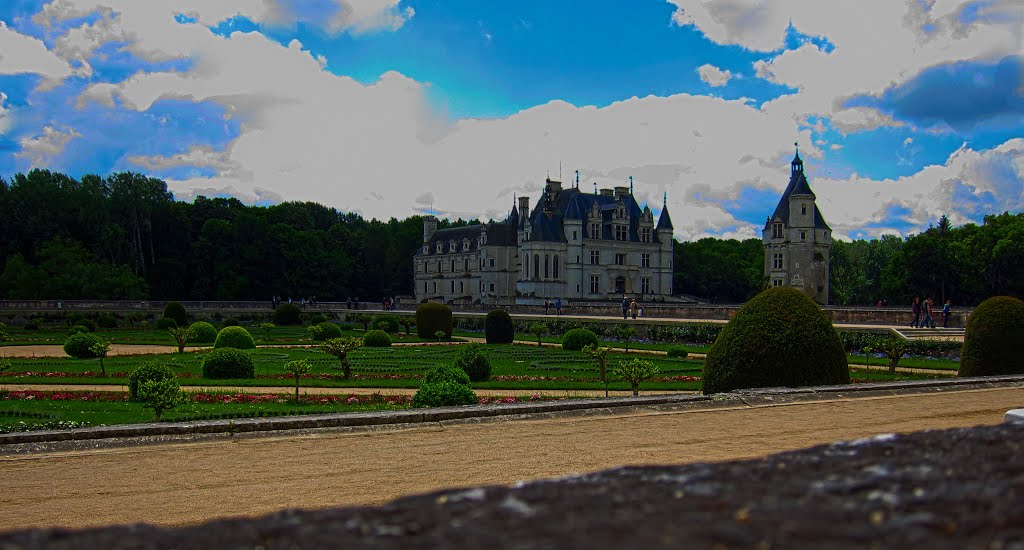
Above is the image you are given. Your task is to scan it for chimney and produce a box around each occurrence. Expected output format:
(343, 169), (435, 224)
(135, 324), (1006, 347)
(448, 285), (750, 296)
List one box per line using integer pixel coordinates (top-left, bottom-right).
(423, 215), (437, 243)
(518, 196), (530, 223)
(600, 188), (614, 197)
(614, 186), (629, 199)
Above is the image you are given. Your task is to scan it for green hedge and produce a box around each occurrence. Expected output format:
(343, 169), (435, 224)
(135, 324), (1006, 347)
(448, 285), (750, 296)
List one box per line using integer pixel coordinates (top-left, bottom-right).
(562, 328), (599, 351)
(163, 302), (188, 327)
(201, 349), (255, 379)
(214, 326), (256, 350)
(455, 345), (491, 382)
(485, 310), (514, 344)
(363, 330), (393, 347)
(309, 322), (343, 341)
(416, 303), (452, 339)
(959, 296), (1024, 377)
(188, 321), (218, 343)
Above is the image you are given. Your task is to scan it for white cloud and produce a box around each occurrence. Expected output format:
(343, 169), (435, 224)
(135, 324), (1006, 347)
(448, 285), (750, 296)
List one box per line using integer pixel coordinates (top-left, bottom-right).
(828, 107), (904, 134)
(329, 0), (415, 34)
(0, 93), (10, 135)
(696, 64), (732, 87)
(0, 21), (74, 86)
(15, 126), (82, 166)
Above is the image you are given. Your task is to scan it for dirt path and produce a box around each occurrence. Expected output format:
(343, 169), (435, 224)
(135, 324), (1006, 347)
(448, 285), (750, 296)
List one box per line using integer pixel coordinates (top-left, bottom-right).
(0, 344), (182, 357)
(1, 386), (1020, 531)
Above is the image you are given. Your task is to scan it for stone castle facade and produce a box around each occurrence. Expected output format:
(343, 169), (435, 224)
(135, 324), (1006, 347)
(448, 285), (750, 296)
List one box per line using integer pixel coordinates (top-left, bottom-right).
(414, 178), (675, 305)
(762, 150), (832, 304)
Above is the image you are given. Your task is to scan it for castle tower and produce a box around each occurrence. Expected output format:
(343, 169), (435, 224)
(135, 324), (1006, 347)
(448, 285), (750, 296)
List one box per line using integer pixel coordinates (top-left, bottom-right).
(763, 146), (832, 304)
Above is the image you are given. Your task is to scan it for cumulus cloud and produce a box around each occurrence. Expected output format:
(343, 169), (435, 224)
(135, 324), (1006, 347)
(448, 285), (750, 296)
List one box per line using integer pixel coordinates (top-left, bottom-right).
(697, 64), (732, 87)
(15, 126), (82, 166)
(0, 93), (10, 135)
(0, 21), (75, 85)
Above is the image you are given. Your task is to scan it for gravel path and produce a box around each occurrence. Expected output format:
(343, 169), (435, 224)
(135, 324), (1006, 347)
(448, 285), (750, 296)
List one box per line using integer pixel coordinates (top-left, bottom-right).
(0, 386), (1019, 531)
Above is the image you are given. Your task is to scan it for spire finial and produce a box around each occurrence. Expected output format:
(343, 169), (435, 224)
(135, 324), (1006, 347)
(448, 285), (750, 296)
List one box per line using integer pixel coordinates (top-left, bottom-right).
(629, 176), (633, 194)
(593, 182), (597, 195)
(575, 169), (579, 188)
(663, 191), (667, 207)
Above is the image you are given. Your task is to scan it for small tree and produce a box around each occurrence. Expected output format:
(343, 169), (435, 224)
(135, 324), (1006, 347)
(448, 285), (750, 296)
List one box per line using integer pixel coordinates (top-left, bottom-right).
(321, 337), (363, 379)
(861, 343), (874, 368)
(434, 330), (446, 342)
(616, 325), (638, 353)
(88, 338), (111, 376)
(168, 327), (190, 353)
(259, 322), (275, 344)
(398, 316), (415, 335)
(877, 336), (908, 374)
(352, 314), (373, 332)
(611, 358), (660, 397)
(284, 359), (312, 401)
(528, 322), (548, 347)
(582, 344), (611, 397)
(0, 322), (8, 342)
(137, 377), (185, 421)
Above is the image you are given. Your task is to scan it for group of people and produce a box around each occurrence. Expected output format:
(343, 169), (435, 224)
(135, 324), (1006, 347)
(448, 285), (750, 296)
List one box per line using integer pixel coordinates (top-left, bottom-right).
(271, 296), (317, 309)
(910, 296), (952, 328)
(621, 296), (644, 320)
(542, 298), (563, 316)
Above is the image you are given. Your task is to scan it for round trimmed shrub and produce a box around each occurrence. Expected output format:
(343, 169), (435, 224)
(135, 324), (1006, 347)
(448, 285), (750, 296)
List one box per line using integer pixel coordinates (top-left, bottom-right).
(562, 328), (600, 351)
(273, 303), (303, 326)
(309, 321), (343, 341)
(702, 287), (849, 394)
(162, 301), (188, 327)
(412, 381), (478, 408)
(188, 321), (218, 343)
(201, 349), (255, 379)
(416, 303), (452, 339)
(485, 310), (514, 344)
(424, 364), (471, 385)
(363, 329), (392, 347)
(67, 324), (90, 335)
(96, 313), (118, 329)
(63, 332), (101, 359)
(959, 296), (1024, 377)
(221, 317), (240, 328)
(372, 316), (400, 334)
(214, 326), (256, 350)
(128, 363), (175, 401)
(308, 313), (327, 326)
(72, 318), (96, 332)
(666, 346), (689, 359)
(156, 317), (178, 330)
(455, 345), (492, 382)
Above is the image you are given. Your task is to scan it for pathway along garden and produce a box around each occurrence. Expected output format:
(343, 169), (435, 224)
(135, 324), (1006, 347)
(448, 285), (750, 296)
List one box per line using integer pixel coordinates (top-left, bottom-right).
(1, 386), (1020, 531)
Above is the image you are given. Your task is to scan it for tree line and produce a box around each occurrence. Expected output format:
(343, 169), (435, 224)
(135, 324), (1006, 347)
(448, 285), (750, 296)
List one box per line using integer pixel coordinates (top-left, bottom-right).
(0, 169), (1020, 306)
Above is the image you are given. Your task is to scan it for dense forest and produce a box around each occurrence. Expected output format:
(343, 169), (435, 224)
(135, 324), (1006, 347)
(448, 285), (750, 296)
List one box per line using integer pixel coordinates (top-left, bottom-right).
(0, 169), (1020, 306)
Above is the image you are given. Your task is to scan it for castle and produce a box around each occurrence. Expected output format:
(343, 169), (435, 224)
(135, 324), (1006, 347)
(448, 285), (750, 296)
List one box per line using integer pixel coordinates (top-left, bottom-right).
(762, 149), (832, 304)
(413, 176), (675, 305)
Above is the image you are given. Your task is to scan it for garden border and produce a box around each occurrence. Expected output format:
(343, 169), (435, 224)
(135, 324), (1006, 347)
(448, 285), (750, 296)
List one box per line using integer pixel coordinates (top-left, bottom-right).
(2, 374), (1023, 454)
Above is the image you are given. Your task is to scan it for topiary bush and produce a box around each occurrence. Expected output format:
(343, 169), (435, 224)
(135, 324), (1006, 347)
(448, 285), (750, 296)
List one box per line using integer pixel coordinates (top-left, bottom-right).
(485, 310), (514, 344)
(562, 328), (600, 351)
(128, 363), (176, 401)
(372, 316), (400, 334)
(363, 329), (392, 347)
(214, 326), (256, 350)
(156, 317), (178, 330)
(63, 332), (101, 359)
(273, 303), (303, 326)
(454, 345), (492, 382)
(413, 365), (477, 408)
(162, 301), (188, 327)
(188, 321), (218, 343)
(666, 346), (689, 359)
(959, 295), (1024, 377)
(424, 364), (472, 385)
(96, 313), (118, 329)
(702, 287), (849, 394)
(308, 313), (327, 326)
(201, 349), (255, 379)
(309, 321), (343, 341)
(221, 317), (240, 328)
(416, 303), (452, 339)
(71, 318), (97, 332)
(67, 324), (90, 335)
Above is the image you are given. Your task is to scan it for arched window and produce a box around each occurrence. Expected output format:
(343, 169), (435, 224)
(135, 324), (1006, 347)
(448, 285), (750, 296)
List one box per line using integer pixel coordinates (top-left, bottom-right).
(553, 255), (560, 279)
(524, 255), (529, 278)
(544, 254), (550, 279)
(533, 254), (540, 279)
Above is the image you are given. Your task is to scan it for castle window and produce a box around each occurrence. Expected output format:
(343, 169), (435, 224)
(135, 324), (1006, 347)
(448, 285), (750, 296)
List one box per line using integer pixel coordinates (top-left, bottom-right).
(463, 239), (470, 251)
(450, 260), (456, 272)
(460, 281), (464, 293)
(590, 250), (600, 265)
(533, 254), (540, 279)
(800, 231), (806, 241)
(451, 281), (455, 292)
(464, 259), (469, 272)
(490, 283), (495, 291)
(450, 241), (456, 252)
(773, 253), (783, 270)
(433, 282), (437, 292)
(423, 245), (428, 254)
(615, 225), (628, 241)
(572, 230), (578, 240)
(641, 253), (650, 267)
(436, 243), (443, 253)
(615, 253), (625, 266)
(490, 258), (495, 267)
(553, 255), (560, 279)
(773, 223), (783, 239)
(801, 204), (807, 215)
(640, 228), (651, 242)
(772, 278), (783, 287)
(544, 254), (550, 278)
(437, 261), (441, 272)
(590, 223), (600, 239)
(590, 275), (600, 294)
(641, 277), (651, 294)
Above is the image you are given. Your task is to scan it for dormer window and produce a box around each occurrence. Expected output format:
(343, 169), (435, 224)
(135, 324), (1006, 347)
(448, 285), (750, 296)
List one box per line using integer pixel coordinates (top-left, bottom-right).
(449, 241), (456, 252)
(480, 233), (487, 245)
(436, 242), (443, 253)
(463, 239), (470, 251)
(423, 245), (429, 255)
(773, 223), (784, 239)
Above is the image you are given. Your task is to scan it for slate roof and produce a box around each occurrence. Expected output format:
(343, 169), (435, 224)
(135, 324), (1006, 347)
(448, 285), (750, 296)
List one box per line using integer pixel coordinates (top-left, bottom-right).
(524, 184), (663, 243)
(766, 154), (831, 231)
(416, 209), (519, 256)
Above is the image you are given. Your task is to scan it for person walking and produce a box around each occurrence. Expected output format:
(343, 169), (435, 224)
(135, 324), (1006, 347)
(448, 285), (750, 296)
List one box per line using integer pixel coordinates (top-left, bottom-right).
(629, 299), (638, 320)
(554, 297), (562, 316)
(923, 297), (935, 329)
(942, 299), (951, 328)
(910, 297), (921, 328)
(621, 296), (629, 320)
(544, 299), (550, 315)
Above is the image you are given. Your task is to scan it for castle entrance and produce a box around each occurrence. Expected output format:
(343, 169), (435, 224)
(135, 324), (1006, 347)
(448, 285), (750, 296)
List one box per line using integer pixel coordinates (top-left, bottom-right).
(614, 276), (626, 294)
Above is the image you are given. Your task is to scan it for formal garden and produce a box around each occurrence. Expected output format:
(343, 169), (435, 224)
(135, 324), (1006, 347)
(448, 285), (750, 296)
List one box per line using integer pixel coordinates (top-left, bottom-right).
(1, 292), (1015, 435)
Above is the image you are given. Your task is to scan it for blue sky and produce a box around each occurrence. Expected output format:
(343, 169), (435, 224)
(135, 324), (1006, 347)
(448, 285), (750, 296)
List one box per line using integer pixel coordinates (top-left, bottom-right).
(0, 0), (1021, 240)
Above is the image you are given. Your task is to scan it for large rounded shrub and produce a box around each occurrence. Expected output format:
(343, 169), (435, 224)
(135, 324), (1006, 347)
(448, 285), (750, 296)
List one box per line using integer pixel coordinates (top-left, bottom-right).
(273, 303), (303, 325)
(455, 345), (492, 382)
(63, 332), (101, 359)
(413, 365), (477, 408)
(214, 326), (256, 350)
(424, 364), (471, 385)
(188, 321), (218, 343)
(156, 317), (178, 330)
(363, 329), (392, 347)
(416, 303), (452, 339)
(562, 328), (600, 351)
(959, 296), (1024, 377)
(308, 313), (327, 326)
(309, 321), (343, 341)
(162, 301), (188, 327)
(201, 349), (255, 379)
(485, 310), (514, 344)
(128, 363), (175, 401)
(702, 287), (848, 394)
(372, 316), (400, 334)
(96, 313), (118, 329)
